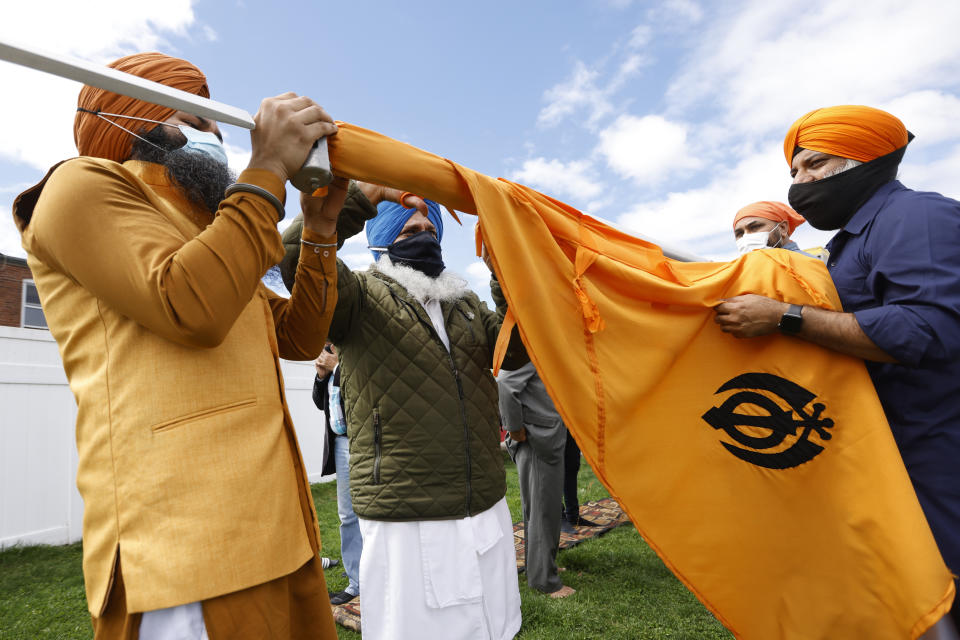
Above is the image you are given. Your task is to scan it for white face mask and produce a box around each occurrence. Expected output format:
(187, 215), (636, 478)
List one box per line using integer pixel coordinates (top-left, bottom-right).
(736, 231), (769, 255)
(736, 224), (785, 255)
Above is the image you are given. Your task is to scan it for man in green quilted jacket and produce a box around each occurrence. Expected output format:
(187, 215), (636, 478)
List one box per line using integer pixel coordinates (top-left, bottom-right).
(281, 183), (528, 640)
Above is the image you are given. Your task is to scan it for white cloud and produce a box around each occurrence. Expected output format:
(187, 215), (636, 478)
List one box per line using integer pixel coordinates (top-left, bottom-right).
(465, 260), (491, 292)
(597, 114), (700, 185)
(608, 54), (650, 93)
(1, 190), (26, 258)
(339, 220), (374, 268)
(537, 61), (612, 129)
(648, 0), (703, 25)
(629, 25), (654, 49)
(0, 1), (201, 258)
(0, 0), (199, 170)
(664, 0), (960, 143)
(224, 140), (251, 176)
(343, 233), (368, 249)
(341, 251), (373, 272)
(880, 91), (960, 147)
(615, 143), (798, 259)
(900, 148), (960, 202)
(510, 157), (604, 201)
(536, 52), (648, 131)
(569, 0), (960, 258)
(0, 183), (32, 195)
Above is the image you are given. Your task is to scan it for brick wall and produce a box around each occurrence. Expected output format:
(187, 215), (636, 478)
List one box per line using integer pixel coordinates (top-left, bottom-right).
(0, 255), (33, 328)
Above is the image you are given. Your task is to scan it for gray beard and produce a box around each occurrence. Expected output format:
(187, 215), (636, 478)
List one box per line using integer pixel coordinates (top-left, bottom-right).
(824, 158), (863, 179)
(129, 126), (235, 214)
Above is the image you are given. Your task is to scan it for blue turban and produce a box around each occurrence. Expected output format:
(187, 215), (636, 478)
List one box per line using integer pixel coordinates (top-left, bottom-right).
(366, 199), (444, 260)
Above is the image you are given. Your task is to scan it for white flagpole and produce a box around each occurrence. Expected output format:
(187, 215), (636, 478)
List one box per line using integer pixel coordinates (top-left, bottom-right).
(0, 39), (335, 191)
(0, 40), (255, 129)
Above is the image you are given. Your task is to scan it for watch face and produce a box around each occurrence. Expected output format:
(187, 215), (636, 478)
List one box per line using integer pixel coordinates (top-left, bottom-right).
(779, 306), (803, 333)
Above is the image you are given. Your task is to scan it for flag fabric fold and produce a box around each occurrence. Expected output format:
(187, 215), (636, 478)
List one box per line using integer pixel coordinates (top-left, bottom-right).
(327, 123), (955, 639)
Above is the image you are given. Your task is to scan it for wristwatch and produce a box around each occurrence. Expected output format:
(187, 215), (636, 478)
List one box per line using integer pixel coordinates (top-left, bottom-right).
(778, 304), (804, 334)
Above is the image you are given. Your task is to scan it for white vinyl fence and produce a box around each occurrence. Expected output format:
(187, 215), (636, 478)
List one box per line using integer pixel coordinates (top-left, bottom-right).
(0, 325), (329, 549)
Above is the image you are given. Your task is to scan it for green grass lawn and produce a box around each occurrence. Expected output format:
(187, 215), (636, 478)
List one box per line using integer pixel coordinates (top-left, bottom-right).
(0, 451), (731, 640)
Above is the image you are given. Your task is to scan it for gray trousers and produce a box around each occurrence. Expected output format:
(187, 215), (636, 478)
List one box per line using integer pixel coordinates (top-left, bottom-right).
(507, 421), (566, 593)
(499, 362), (567, 593)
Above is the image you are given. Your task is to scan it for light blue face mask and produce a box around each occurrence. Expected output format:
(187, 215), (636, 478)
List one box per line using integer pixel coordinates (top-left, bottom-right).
(75, 108), (228, 166)
(177, 125), (228, 166)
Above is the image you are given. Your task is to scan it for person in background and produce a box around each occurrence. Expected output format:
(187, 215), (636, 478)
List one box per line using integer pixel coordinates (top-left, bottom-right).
(312, 342), (362, 606)
(498, 361), (576, 599)
(561, 433), (600, 534)
(732, 201), (811, 256)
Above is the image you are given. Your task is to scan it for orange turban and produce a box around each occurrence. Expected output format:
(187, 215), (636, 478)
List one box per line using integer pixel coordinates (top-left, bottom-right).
(733, 201), (805, 235)
(783, 105), (909, 166)
(74, 52), (209, 162)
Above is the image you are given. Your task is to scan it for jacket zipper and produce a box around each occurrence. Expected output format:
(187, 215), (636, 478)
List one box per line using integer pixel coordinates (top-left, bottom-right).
(390, 289), (474, 516)
(373, 406), (382, 485)
(448, 352), (473, 517)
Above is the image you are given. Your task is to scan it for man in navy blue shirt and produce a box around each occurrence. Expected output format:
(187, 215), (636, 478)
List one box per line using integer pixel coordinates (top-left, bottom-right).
(713, 105), (960, 629)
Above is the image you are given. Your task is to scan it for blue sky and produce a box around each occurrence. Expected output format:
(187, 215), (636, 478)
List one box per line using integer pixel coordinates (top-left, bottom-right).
(2, 0), (960, 298)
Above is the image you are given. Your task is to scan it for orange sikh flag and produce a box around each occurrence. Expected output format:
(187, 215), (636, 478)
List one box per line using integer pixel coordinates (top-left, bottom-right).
(328, 124), (955, 639)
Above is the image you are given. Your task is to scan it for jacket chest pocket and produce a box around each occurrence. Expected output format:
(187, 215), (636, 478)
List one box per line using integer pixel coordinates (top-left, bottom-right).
(454, 306), (479, 346)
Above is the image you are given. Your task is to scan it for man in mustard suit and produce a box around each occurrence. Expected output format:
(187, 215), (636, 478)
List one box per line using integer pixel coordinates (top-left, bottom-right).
(12, 52), (342, 639)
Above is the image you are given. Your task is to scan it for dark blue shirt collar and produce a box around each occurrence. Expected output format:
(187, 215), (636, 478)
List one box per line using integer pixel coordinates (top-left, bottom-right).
(841, 180), (905, 236)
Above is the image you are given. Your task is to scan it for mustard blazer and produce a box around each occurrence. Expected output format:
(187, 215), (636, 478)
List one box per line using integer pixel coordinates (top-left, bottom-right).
(14, 158), (337, 615)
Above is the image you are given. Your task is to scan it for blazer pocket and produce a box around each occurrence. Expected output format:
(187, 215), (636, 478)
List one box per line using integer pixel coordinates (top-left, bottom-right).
(151, 398), (258, 433)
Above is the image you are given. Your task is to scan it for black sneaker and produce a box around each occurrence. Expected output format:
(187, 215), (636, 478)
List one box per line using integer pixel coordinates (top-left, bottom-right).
(329, 590), (358, 605)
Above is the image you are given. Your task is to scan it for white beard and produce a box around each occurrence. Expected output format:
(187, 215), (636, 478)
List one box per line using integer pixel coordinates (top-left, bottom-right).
(372, 256), (471, 304)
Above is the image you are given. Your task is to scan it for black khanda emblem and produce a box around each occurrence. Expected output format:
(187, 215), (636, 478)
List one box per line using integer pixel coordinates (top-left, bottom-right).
(701, 373), (834, 469)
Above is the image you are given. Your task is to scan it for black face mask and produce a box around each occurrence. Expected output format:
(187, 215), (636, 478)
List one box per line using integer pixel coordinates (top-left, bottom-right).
(387, 230), (445, 277)
(788, 145), (908, 231)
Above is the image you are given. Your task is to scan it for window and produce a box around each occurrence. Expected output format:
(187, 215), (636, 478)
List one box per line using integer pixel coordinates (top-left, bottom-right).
(21, 280), (47, 329)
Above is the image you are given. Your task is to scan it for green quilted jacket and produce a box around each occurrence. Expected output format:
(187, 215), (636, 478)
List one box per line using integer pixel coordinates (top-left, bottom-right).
(281, 189), (527, 520)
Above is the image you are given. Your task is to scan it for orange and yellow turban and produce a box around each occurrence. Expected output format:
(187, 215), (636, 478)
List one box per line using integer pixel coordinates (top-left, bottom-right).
(733, 201), (805, 234)
(74, 52), (209, 162)
(783, 105), (909, 166)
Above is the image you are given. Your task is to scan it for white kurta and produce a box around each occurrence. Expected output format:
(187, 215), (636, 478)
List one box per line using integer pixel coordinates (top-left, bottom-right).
(358, 498), (521, 640)
(139, 601), (208, 639)
(357, 297), (521, 640)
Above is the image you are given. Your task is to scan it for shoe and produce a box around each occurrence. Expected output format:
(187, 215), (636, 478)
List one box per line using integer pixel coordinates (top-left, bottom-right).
(320, 557), (340, 569)
(560, 519), (577, 535)
(567, 515), (602, 527)
(329, 590), (358, 605)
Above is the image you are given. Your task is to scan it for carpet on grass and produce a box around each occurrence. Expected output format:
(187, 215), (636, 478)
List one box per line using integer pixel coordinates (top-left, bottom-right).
(332, 596), (362, 633)
(513, 497), (630, 572)
(329, 497), (630, 631)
